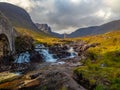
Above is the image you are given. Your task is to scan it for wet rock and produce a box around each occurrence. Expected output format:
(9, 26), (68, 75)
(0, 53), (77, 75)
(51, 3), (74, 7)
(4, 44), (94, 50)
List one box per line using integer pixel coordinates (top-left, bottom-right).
(29, 73), (41, 79)
(35, 70), (86, 90)
(30, 51), (44, 63)
(69, 62), (83, 67)
(49, 44), (75, 59)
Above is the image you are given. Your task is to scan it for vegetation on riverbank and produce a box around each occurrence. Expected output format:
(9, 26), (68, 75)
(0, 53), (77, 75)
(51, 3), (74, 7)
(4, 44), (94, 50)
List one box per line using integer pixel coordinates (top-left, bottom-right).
(74, 30), (120, 90)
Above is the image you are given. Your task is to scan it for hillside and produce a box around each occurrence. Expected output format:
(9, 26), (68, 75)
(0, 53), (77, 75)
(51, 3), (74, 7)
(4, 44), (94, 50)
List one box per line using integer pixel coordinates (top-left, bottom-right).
(68, 20), (120, 37)
(72, 30), (120, 51)
(0, 2), (37, 30)
(73, 30), (120, 89)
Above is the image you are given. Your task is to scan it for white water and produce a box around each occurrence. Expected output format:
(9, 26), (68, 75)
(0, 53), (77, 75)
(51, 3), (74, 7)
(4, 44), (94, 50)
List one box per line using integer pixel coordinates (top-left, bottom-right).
(14, 52), (30, 63)
(35, 44), (57, 62)
(51, 61), (65, 65)
(40, 49), (57, 62)
(67, 47), (78, 58)
(14, 44), (77, 64)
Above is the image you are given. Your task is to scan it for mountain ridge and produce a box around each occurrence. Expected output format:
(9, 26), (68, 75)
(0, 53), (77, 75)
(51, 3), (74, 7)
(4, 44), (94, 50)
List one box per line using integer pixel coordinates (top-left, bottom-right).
(38, 20), (120, 38)
(67, 19), (120, 37)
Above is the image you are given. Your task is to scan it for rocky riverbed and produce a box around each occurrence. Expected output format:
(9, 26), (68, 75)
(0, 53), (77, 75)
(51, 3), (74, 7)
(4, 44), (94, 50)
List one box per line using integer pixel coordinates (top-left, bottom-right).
(0, 41), (99, 90)
(0, 56), (86, 90)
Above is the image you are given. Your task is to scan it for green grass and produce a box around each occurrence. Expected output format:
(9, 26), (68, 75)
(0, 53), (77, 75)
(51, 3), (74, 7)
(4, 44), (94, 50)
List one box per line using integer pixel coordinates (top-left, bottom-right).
(73, 30), (120, 90)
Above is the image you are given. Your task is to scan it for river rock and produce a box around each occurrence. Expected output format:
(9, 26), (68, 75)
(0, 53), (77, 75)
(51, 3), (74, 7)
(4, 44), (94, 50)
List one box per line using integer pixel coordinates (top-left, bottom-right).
(49, 44), (73, 59)
(29, 73), (41, 79)
(30, 51), (44, 63)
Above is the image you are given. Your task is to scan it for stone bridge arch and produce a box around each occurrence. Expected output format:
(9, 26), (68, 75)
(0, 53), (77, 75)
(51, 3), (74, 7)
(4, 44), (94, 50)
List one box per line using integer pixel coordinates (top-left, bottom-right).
(0, 11), (15, 56)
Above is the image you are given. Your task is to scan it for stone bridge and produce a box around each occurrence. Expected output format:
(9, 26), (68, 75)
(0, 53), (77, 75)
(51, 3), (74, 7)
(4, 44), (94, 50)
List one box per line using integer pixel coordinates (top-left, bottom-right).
(0, 12), (15, 56)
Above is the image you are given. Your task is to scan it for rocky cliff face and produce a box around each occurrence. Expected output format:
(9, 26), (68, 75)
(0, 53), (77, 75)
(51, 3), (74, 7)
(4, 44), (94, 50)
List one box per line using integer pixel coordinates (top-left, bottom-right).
(35, 23), (51, 33)
(35, 23), (64, 38)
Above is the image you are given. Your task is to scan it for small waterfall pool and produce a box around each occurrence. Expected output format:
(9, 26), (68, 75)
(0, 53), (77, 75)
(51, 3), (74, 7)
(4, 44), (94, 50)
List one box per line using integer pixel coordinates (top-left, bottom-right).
(14, 44), (77, 63)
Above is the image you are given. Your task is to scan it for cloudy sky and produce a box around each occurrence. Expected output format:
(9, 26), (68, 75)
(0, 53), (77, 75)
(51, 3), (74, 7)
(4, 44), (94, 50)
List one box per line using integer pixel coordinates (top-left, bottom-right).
(0, 0), (120, 34)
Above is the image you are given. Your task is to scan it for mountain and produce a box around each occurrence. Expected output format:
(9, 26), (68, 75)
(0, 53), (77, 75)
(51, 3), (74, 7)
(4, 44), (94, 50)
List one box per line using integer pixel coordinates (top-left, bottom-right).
(0, 2), (38, 30)
(35, 23), (52, 33)
(35, 23), (64, 38)
(68, 20), (120, 37)
(68, 26), (98, 37)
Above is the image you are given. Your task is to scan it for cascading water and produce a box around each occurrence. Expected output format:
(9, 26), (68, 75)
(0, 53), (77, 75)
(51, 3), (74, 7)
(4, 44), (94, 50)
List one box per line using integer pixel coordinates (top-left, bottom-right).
(67, 47), (78, 58)
(35, 44), (57, 62)
(14, 44), (77, 64)
(14, 52), (30, 63)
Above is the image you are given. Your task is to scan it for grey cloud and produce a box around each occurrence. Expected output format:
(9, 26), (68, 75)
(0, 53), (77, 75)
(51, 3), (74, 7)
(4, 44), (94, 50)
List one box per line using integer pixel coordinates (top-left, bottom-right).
(104, 0), (120, 13)
(55, 0), (101, 15)
(42, 0), (105, 32)
(0, 0), (120, 33)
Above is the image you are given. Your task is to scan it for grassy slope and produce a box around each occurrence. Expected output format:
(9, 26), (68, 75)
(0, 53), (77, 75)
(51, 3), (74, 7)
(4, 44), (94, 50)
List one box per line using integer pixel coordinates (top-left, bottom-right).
(14, 27), (66, 45)
(73, 30), (120, 90)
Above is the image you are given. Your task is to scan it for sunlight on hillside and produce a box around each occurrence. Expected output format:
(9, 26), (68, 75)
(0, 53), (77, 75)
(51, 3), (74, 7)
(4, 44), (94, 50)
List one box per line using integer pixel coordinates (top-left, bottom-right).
(14, 27), (67, 45)
(72, 30), (120, 52)
(73, 30), (120, 89)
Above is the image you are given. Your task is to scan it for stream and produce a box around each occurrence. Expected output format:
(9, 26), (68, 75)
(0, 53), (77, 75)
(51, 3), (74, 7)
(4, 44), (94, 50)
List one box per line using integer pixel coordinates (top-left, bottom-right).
(14, 44), (77, 64)
(0, 44), (86, 90)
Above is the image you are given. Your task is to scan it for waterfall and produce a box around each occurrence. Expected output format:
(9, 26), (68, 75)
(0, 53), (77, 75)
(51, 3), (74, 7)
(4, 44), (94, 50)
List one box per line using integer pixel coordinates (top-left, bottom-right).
(14, 52), (30, 63)
(67, 47), (78, 58)
(14, 44), (77, 64)
(35, 44), (57, 62)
